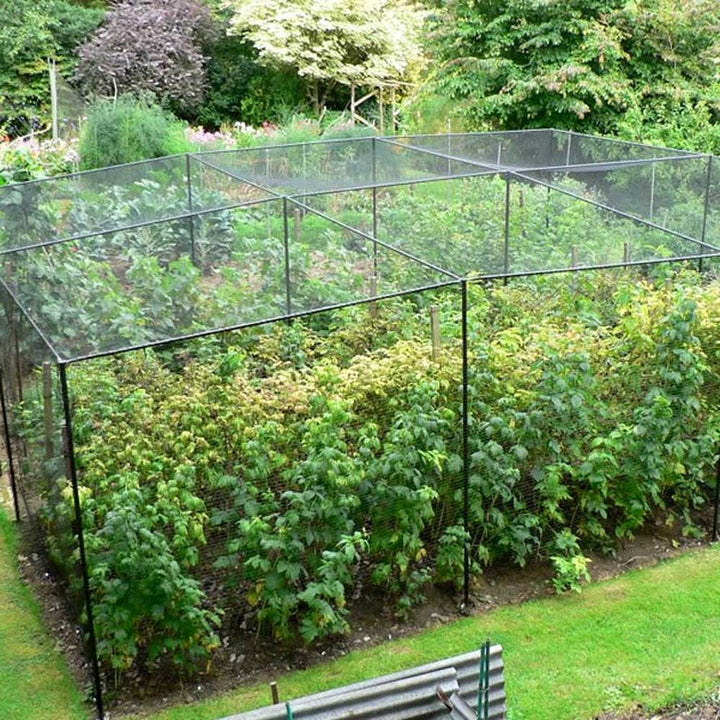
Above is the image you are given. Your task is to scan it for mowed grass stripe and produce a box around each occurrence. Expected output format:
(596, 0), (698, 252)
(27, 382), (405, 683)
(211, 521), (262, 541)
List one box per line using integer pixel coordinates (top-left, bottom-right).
(0, 507), (88, 720)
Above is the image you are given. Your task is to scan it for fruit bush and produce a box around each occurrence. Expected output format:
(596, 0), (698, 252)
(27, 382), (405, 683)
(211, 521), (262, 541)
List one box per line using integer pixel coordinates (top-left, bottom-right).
(5, 166), (720, 681)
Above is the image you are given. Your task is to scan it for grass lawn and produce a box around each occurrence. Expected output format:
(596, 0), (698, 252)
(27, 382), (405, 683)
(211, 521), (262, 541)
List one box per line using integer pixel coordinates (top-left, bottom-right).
(0, 507), (89, 720)
(140, 545), (720, 720)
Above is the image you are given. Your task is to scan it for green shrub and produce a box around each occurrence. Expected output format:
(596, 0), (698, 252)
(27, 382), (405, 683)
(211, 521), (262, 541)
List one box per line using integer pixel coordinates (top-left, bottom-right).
(79, 95), (191, 169)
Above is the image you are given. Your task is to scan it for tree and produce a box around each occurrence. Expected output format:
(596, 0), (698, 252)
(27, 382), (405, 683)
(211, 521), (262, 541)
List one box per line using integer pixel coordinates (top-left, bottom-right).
(75, 0), (216, 114)
(0, 0), (103, 136)
(224, 0), (427, 115)
(430, 0), (720, 133)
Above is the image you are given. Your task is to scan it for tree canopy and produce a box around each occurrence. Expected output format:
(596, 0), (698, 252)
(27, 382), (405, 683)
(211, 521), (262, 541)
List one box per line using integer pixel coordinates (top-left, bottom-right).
(75, 0), (217, 113)
(430, 0), (720, 133)
(225, 0), (427, 114)
(0, 0), (103, 135)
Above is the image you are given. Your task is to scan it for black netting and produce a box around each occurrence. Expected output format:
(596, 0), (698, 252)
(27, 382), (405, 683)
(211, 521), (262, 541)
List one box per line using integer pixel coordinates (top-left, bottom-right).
(195, 138), (487, 197)
(2, 131), (720, 715)
(397, 130), (698, 172)
(519, 155), (711, 245)
(505, 175), (704, 274)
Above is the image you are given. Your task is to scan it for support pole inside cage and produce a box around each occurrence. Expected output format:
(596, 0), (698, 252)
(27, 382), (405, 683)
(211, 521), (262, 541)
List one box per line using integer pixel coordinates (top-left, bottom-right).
(461, 279), (470, 608)
(503, 173), (511, 284)
(0, 368), (20, 522)
(372, 137), (379, 277)
(59, 364), (104, 720)
(185, 154), (197, 267)
(283, 198), (292, 318)
(700, 155), (713, 274)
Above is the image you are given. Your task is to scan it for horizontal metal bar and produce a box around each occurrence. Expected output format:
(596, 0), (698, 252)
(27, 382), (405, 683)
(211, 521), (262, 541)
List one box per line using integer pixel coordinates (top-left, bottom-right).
(564, 129), (702, 159)
(394, 129), (552, 141)
(377, 137), (499, 173)
(516, 153), (706, 174)
(286, 197), (462, 281)
(512, 171), (720, 252)
(474, 249), (720, 283)
(0, 153), (188, 193)
(391, 136), (703, 175)
(284, 170), (497, 200)
(62, 279), (461, 364)
(197, 150), (495, 199)
(0, 196), (279, 258)
(195, 135), (376, 159)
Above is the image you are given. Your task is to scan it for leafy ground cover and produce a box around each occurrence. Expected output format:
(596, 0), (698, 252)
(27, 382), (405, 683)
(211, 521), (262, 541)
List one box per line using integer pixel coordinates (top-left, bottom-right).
(4, 159), (720, 693)
(14, 266), (720, 687)
(0, 505), (88, 720)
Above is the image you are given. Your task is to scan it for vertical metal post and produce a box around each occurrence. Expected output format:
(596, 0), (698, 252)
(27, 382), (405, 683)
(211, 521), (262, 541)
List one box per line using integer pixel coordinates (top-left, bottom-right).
(649, 159), (656, 223)
(58, 364), (104, 720)
(447, 121), (452, 178)
(372, 137), (378, 277)
(496, 142), (502, 167)
(503, 173), (511, 285)
(283, 198), (292, 317)
(0, 368), (20, 522)
(699, 155), (713, 274)
(623, 242), (631, 265)
(430, 305), (441, 361)
(13, 318), (22, 403)
(185, 154), (196, 267)
(545, 185), (551, 231)
(713, 454), (720, 542)
(369, 275), (378, 320)
(461, 280), (470, 608)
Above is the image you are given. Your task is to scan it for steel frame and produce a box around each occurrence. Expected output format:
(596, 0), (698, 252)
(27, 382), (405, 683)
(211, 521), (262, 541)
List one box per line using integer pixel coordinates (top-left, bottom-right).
(2, 129), (720, 719)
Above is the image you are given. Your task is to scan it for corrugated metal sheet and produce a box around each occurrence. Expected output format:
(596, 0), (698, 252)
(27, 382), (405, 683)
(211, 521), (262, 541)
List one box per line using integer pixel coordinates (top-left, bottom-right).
(220, 645), (506, 720)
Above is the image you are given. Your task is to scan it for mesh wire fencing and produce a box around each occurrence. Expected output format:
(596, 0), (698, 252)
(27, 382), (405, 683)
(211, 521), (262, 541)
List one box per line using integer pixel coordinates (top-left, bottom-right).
(1, 131), (720, 717)
(48, 286), (465, 702)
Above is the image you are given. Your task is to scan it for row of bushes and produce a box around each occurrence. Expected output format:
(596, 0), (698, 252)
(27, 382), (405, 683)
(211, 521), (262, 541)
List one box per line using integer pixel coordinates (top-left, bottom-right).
(15, 269), (720, 678)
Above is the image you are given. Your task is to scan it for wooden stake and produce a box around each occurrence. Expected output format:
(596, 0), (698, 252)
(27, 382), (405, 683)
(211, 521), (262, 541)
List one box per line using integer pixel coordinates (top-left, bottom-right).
(49, 59), (59, 141)
(43, 362), (54, 460)
(430, 305), (441, 361)
(270, 681), (279, 705)
(623, 242), (631, 265)
(571, 245), (579, 267)
(369, 275), (378, 319)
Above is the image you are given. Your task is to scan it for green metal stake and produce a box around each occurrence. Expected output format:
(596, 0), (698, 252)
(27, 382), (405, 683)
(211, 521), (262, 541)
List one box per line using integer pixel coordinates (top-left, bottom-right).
(484, 639), (491, 720)
(477, 642), (486, 716)
(285, 702), (293, 720)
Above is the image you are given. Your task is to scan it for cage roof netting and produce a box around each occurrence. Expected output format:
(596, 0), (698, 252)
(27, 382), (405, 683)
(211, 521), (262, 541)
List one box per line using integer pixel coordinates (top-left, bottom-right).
(1, 129), (719, 363)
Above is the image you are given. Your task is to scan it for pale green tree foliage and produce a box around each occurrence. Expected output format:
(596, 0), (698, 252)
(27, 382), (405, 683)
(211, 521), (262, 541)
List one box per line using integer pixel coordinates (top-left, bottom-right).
(224, 0), (427, 114)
